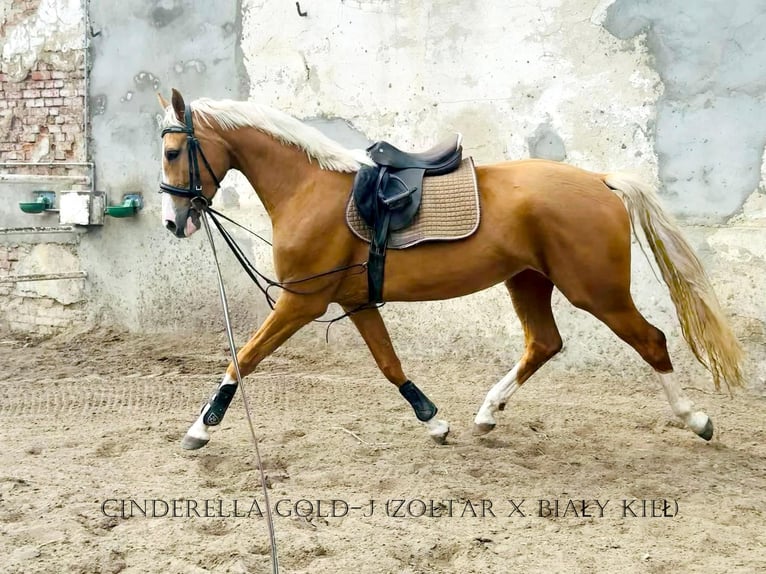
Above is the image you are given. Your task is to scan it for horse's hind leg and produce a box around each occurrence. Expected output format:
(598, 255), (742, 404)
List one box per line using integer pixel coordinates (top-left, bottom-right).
(559, 273), (713, 441)
(587, 303), (713, 440)
(474, 270), (563, 435)
(344, 306), (450, 444)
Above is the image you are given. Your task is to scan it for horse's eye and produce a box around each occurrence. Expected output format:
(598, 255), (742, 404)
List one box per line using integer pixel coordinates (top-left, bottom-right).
(165, 149), (181, 161)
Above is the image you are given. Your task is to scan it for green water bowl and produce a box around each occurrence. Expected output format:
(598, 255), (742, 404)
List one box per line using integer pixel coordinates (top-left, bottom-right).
(19, 192), (55, 214)
(105, 194), (143, 218)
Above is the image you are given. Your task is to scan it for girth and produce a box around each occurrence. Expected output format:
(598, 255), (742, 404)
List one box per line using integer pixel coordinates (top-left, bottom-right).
(352, 135), (463, 304)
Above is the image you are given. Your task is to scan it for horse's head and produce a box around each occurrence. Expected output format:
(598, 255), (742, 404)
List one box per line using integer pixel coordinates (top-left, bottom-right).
(158, 89), (229, 238)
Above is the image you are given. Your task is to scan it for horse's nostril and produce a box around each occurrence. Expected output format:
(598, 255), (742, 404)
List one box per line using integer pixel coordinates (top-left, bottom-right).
(165, 220), (176, 232)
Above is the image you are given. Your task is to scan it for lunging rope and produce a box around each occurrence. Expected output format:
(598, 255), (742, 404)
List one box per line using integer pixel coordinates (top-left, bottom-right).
(199, 209), (280, 574)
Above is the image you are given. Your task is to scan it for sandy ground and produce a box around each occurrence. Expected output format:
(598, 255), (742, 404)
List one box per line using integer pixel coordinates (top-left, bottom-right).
(0, 328), (764, 574)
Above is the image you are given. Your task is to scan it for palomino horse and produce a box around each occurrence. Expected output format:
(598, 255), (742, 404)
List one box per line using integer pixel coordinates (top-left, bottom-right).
(157, 89), (743, 450)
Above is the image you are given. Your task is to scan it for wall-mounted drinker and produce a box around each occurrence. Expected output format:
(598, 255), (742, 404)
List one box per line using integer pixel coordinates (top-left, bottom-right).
(19, 191), (56, 214)
(104, 194), (143, 218)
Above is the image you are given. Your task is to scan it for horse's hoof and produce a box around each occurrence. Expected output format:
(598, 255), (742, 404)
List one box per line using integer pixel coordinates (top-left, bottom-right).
(472, 422), (496, 436)
(181, 434), (210, 450)
(430, 428), (449, 445)
(696, 417), (714, 441)
(426, 418), (450, 445)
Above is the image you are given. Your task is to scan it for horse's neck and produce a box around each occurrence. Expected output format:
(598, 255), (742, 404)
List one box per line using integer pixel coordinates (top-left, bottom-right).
(226, 127), (325, 216)
(226, 127), (352, 219)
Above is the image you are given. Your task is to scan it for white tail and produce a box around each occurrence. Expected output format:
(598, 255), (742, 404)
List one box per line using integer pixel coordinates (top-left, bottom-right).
(604, 172), (744, 392)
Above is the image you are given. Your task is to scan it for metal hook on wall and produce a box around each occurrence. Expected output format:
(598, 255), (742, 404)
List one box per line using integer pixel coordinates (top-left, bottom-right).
(295, 2), (308, 17)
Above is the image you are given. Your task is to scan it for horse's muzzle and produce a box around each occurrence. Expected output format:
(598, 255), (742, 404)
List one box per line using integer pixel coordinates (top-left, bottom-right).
(164, 218), (186, 238)
(164, 208), (200, 238)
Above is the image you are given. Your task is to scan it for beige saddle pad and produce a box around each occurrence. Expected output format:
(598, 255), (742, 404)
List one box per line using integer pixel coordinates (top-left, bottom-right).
(345, 158), (480, 249)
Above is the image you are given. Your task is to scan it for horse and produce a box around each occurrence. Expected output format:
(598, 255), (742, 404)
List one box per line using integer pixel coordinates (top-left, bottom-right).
(156, 89), (743, 450)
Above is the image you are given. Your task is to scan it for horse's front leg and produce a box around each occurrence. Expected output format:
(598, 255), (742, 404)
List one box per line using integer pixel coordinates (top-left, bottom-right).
(182, 293), (328, 450)
(344, 306), (450, 444)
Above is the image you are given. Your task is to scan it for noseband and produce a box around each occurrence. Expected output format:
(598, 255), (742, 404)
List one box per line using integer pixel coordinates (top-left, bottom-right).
(159, 103), (221, 203)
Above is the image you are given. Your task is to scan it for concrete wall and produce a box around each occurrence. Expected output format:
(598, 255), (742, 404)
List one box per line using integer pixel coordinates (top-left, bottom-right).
(82, 0), (259, 332)
(1, 1), (763, 390)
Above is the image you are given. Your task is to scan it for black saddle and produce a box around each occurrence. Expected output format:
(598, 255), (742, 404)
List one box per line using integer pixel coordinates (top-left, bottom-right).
(352, 135), (463, 304)
(367, 135), (462, 173)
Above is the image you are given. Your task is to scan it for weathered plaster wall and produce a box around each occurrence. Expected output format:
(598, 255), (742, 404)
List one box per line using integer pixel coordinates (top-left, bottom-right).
(0, 0), (85, 163)
(82, 0), (256, 332)
(605, 0), (766, 221)
(237, 0), (764, 389)
(1, 0), (763, 391)
(0, 0), (87, 333)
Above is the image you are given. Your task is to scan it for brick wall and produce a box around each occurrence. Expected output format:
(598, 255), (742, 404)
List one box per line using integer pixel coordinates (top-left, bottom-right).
(0, 244), (86, 335)
(0, 0), (86, 170)
(0, 1), (88, 335)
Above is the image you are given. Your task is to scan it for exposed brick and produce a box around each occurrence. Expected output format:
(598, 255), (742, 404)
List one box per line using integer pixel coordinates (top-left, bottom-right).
(50, 71), (67, 80)
(30, 70), (51, 81)
(48, 108), (60, 116)
(41, 88), (59, 98)
(22, 89), (40, 98)
(24, 107), (47, 119)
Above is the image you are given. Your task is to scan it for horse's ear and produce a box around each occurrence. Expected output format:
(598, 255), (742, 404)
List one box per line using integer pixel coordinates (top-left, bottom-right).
(157, 92), (170, 110)
(170, 88), (185, 122)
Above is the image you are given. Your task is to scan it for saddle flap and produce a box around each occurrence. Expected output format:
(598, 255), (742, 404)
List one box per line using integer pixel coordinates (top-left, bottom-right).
(383, 169), (423, 231)
(352, 165), (383, 229)
(352, 165), (424, 233)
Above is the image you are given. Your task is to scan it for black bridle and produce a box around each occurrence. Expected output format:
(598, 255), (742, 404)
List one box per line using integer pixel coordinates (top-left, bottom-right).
(159, 103), (221, 203)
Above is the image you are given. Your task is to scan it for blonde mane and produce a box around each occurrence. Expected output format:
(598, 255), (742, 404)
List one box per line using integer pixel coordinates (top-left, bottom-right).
(160, 98), (372, 173)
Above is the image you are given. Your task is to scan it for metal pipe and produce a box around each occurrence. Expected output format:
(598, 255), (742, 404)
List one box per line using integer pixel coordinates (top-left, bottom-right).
(84, 0), (91, 175)
(0, 162), (93, 167)
(0, 163), (94, 197)
(0, 226), (78, 235)
(0, 271), (87, 284)
(0, 174), (90, 184)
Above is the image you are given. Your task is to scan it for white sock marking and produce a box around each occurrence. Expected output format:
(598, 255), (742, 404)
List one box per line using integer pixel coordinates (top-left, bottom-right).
(424, 416), (449, 439)
(475, 364), (521, 426)
(656, 371), (709, 434)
